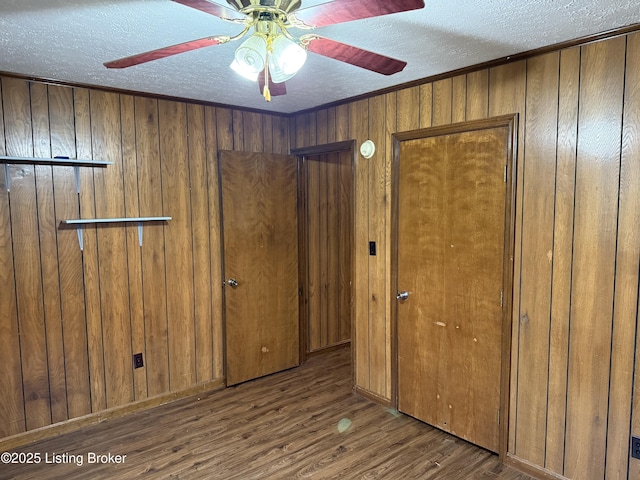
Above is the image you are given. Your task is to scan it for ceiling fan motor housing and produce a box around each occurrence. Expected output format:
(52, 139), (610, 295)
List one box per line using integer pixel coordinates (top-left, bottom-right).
(226, 0), (302, 14)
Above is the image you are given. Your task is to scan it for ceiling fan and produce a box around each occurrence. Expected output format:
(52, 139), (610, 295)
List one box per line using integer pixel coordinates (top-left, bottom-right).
(104, 0), (425, 101)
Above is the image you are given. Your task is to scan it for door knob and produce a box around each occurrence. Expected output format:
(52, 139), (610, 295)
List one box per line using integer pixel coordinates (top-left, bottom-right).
(397, 291), (409, 301)
(227, 278), (239, 288)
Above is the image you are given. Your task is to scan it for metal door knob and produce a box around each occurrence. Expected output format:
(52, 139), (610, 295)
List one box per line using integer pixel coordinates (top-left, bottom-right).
(227, 278), (239, 288)
(397, 291), (409, 301)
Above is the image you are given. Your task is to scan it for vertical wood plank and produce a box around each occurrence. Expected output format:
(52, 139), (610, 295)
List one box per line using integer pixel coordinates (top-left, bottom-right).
(466, 70), (489, 120)
(120, 94), (147, 401)
(419, 83), (433, 129)
(488, 60), (527, 454)
(294, 112), (309, 148)
(307, 156), (321, 352)
(316, 109), (328, 145)
(205, 106), (224, 380)
(397, 87), (420, 132)
(326, 153), (339, 346)
(351, 99), (370, 390)
(91, 90), (133, 408)
(188, 104), (214, 384)
(515, 51), (560, 465)
(0, 78), (25, 438)
(545, 46), (580, 474)
(338, 149), (353, 345)
(452, 75), (467, 123)
(335, 104), (349, 142)
(432, 78), (453, 126)
(262, 114), (273, 154)
(368, 94), (388, 398)
(272, 115), (289, 154)
(49, 84), (91, 419)
(31, 82), (69, 425)
(135, 97), (169, 396)
(159, 100), (196, 391)
(75, 87), (106, 413)
(327, 107), (337, 144)
(318, 156), (329, 348)
(4, 78), (51, 430)
(232, 110), (243, 150)
(564, 37), (625, 480)
(243, 111), (263, 153)
(606, 33), (639, 480)
(308, 112), (317, 146)
(215, 108), (234, 151)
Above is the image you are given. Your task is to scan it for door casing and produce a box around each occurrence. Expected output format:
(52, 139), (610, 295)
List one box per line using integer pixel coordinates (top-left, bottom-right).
(390, 114), (518, 459)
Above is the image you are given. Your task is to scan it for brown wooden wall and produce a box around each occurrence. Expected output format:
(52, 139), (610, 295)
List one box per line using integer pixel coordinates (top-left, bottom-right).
(291, 32), (640, 480)
(0, 76), (289, 440)
(304, 152), (352, 353)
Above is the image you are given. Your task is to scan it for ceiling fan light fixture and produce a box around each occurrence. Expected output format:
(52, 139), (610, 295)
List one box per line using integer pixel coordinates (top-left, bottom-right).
(230, 58), (260, 81)
(233, 34), (267, 77)
(268, 35), (307, 83)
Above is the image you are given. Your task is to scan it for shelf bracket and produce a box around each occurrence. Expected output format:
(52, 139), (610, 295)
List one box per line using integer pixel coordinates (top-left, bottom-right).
(77, 228), (84, 252)
(74, 166), (81, 193)
(4, 164), (9, 192)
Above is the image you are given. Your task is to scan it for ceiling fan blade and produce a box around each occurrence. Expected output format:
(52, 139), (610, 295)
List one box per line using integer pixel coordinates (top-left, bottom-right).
(171, 0), (246, 21)
(291, 0), (424, 28)
(258, 75), (287, 97)
(104, 36), (225, 69)
(304, 36), (406, 75)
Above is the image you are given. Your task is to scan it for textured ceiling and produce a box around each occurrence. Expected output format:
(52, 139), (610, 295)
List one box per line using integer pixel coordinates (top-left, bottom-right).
(1, 0), (639, 114)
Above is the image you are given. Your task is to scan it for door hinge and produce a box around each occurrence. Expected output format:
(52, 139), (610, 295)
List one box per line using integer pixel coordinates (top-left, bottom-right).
(500, 290), (504, 308)
(497, 408), (501, 424)
(504, 165), (508, 183)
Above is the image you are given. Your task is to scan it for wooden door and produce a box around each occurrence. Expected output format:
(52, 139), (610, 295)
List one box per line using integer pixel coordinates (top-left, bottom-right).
(304, 151), (353, 353)
(395, 117), (515, 453)
(219, 151), (299, 386)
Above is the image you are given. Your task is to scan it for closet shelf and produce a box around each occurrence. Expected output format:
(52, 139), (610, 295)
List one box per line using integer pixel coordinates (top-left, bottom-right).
(62, 216), (171, 225)
(61, 217), (171, 251)
(2, 156), (111, 193)
(0, 155), (112, 167)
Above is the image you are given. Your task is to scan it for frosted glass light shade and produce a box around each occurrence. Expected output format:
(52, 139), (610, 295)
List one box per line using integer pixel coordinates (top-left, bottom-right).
(234, 35), (267, 76)
(268, 35), (307, 83)
(230, 59), (259, 81)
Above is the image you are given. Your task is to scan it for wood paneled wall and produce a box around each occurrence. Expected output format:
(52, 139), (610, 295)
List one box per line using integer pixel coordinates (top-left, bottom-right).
(304, 152), (352, 353)
(0, 76), (289, 440)
(291, 32), (640, 480)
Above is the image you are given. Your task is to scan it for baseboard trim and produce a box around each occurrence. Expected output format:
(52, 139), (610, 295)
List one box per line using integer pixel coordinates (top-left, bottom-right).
(306, 340), (351, 358)
(354, 386), (392, 407)
(0, 378), (225, 452)
(505, 453), (569, 480)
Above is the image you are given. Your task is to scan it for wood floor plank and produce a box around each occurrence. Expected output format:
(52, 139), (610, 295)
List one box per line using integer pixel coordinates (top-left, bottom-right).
(4, 348), (533, 480)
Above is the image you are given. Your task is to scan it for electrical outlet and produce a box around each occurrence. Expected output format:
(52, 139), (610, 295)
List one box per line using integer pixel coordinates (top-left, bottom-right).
(631, 436), (640, 460)
(133, 353), (144, 369)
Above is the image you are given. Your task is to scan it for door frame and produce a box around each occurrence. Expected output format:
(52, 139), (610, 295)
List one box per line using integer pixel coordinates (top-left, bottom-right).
(390, 114), (518, 459)
(291, 140), (356, 366)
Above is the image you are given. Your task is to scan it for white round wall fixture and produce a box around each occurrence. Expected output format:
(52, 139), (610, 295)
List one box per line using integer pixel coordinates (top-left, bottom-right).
(360, 140), (375, 159)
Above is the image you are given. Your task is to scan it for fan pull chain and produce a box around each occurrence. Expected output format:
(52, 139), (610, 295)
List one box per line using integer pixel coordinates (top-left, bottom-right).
(263, 77), (271, 101)
(263, 37), (272, 101)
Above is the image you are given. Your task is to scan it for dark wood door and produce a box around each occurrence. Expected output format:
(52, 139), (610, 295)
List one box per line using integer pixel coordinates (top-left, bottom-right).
(219, 151), (299, 386)
(396, 118), (515, 453)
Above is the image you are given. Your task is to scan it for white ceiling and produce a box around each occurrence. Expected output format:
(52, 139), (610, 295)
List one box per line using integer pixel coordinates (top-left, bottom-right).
(1, 0), (639, 114)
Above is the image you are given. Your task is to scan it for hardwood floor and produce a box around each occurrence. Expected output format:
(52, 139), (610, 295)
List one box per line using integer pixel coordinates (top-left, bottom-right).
(1, 348), (533, 479)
